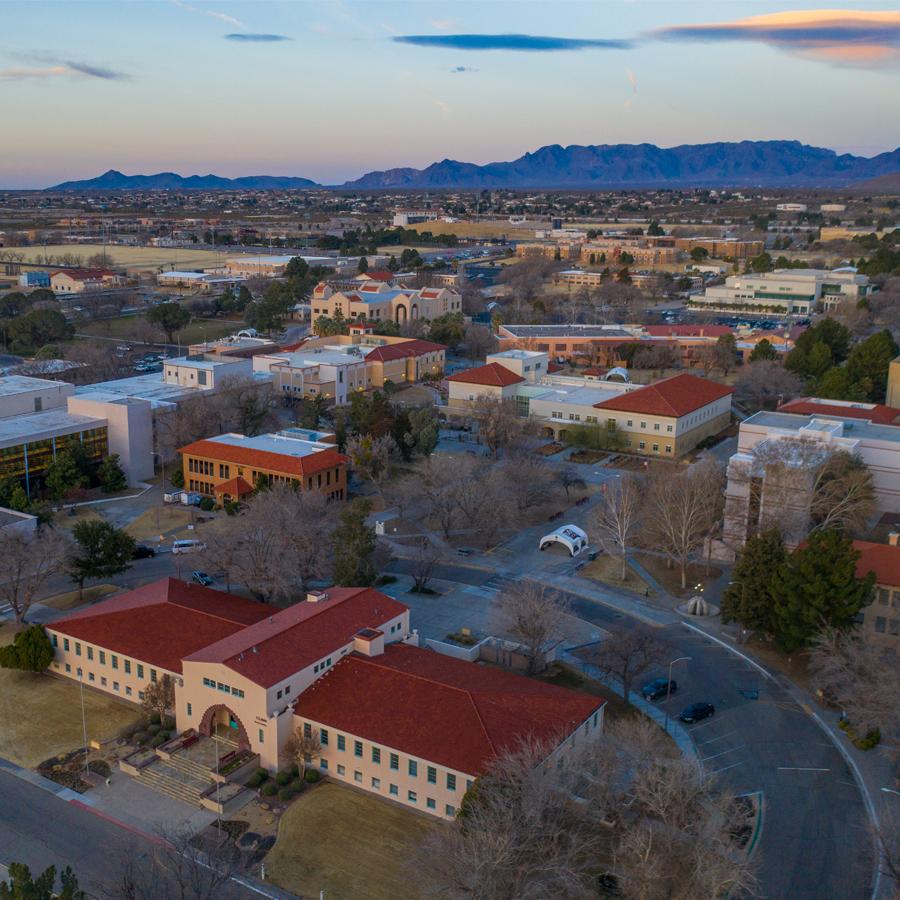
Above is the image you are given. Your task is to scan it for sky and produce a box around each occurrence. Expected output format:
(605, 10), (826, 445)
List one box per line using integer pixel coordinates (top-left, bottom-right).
(1, 1), (899, 188)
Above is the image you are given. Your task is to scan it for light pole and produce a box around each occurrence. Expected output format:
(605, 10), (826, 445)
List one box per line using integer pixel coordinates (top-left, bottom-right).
(78, 670), (88, 775)
(664, 657), (692, 735)
(728, 580), (748, 643)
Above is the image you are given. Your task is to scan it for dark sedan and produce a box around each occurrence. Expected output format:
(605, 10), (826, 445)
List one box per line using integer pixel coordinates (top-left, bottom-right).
(642, 678), (677, 702)
(679, 702), (715, 724)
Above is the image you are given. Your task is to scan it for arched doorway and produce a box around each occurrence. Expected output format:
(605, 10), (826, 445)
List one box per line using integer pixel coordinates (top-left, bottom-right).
(542, 426), (556, 439)
(411, 303), (419, 319)
(199, 703), (250, 751)
(395, 305), (408, 324)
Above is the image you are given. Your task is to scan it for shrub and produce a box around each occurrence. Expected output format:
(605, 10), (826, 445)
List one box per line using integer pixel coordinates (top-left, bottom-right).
(375, 574), (397, 586)
(246, 774), (264, 789)
(158, 731), (170, 742)
(304, 769), (321, 784)
(278, 787), (295, 802)
(199, 497), (215, 512)
(289, 763), (299, 778)
(147, 723), (161, 736)
(150, 734), (166, 748)
(88, 759), (111, 777)
(148, 712), (161, 726)
(290, 779), (304, 793)
(132, 731), (150, 745)
(275, 771), (291, 786)
(261, 783), (277, 797)
(162, 716), (175, 730)
(254, 768), (269, 781)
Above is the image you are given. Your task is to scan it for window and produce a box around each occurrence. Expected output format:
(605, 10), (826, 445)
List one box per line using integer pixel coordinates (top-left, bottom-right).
(111, 655), (118, 670)
(626, 420), (633, 428)
(138, 691), (144, 700)
(88, 672), (95, 682)
(665, 445), (673, 454)
(320, 728), (329, 746)
(303, 722), (312, 738)
(63, 638), (69, 652)
(889, 619), (899, 636)
(203, 677), (214, 688)
(99, 650), (105, 665)
(354, 771), (362, 783)
(372, 747), (381, 764)
(875, 617), (887, 633)
(75, 643), (81, 657)
(408, 760), (417, 777)
(354, 740), (363, 758)
(390, 753), (399, 770)
(76, 667), (83, 678)
(87, 647), (93, 661)
(389, 784), (398, 796)
(666, 424), (673, 433)
(113, 682), (119, 692)
(426, 798), (436, 810)
(640, 421), (647, 429)
(337, 764), (346, 776)
(652, 444), (659, 453)
(187, 702), (192, 717)
(445, 804), (456, 816)
(150, 669), (157, 683)
(337, 735), (346, 752)
(878, 588), (890, 605)
(125, 687), (132, 697)
(653, 423), (660, 431)
(408, 790), (417, 803)
(124, 660), (131, 675)
(101, 676), (107, 686)
(258, 729), (264, 743)
(137, 664), (144, 679)
(320, 759), (328, 770)
(277, 689), (283, 699)
(51, 634), (58, 648)
(427, 766), (436, 784)
(65, 664), (71, 673)
(638, 441), (645, 450)
(446, 773), (457, 791)
(371, 777), (381, 789)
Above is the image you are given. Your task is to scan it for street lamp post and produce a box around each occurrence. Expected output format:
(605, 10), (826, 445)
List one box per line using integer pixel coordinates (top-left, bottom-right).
(78, 671), (88, 775)
(664, 657), (692, 735)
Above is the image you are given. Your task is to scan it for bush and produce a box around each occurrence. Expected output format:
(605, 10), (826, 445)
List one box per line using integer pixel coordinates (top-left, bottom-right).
(162, 716), (175, 730)
(304, 769), (321, 784)
(278, 787), (295, 802)
(147, 723), (161, 736)
(261, 783), (277, 797)
(275, 771), (291, 786)
(246, 773), (264, 788)
(158, 731), (170, 742)
(290, 779), (304, 793)
(150, 734), (166, 748)
(199, 497), (215, 512)
(148, 712), (161, 726)
(132, 731), (150, 745)
(375, 574), (397, 586)
(289, 763), (299, 778)
(254, 768), (269, 781)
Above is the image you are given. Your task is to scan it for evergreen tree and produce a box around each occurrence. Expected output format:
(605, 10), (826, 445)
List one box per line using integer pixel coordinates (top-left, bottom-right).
(770, 530), (874, 652)
(45, 449), (89, 500)
(332, 499), (377, 587)
(68, 520), (135, 598)
(748, 338), (778, 362)
(97, 454), (127, 493)
(0, 863), (83, 900)
(720, 528), (786, 634)
(0, 625), (54, 672)
(357, 256), (369, 274)
(845, 329), (899, 402)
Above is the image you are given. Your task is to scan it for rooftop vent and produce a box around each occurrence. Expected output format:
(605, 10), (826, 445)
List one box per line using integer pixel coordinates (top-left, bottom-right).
(307, 590), (329, 603)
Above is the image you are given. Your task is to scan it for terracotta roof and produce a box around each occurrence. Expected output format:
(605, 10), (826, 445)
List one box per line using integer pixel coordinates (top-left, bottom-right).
(359, 270), (394, 282)
(365, 339), (446, 363)
(213, 476), (254, 496)
(546, 362), (565, 373)
(594, 373), (733, 417)
(293, 644), (603, 776)
(853, 540), (900, 588)
(778, 398), (900, 426)
(49, 579), (269, 675)
(644, 325), (733, 338)
(185, 588), (408, 687)
(52, 268), (116, 280)
(445, 362), (524, 388)
(178, 439), (348, 478)
(419, 289), (442, 299)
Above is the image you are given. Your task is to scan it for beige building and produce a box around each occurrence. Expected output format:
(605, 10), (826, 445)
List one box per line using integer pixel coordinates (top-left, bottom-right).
(311, 282), (461, 326)
(854, 538), (900, 654)
(47, 578), (604, 818)
(887, 357), (900, 409)
(50, 268), (125, 293)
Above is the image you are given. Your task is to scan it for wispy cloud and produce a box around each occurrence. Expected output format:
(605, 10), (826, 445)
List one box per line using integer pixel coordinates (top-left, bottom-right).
(224, 33), (291, 42)
(170, 0), (244, 29)
(393, 33), (632, 52)
(430, 19), (458, 32)
(652, 10), (900, 68)
(0, 58), (129, 81)
(450, 65), (477, 74)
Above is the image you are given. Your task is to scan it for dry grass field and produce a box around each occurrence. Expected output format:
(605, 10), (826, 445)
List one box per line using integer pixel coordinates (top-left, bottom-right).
(14, 244), (227, 273)
(265, 782), (440, 900)
(0, 626), (139, 768)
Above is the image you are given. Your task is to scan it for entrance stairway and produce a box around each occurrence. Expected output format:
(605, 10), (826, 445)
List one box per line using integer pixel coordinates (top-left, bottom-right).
(135, 760), (213, 806)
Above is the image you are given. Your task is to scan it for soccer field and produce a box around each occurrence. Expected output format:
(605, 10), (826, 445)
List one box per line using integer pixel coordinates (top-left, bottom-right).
(14, 244), (234, 272)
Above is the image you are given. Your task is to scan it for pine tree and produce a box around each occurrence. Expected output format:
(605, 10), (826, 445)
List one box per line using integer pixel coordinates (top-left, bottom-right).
(97, 454), (127, 493)
(332, 499), (377, 587)
(720, 528), (786, 634)
(771, 530), (874, 652)
(45, 449), (88, 500)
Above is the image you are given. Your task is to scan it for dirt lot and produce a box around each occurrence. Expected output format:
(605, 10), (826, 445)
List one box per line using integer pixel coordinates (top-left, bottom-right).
(80, 315), (236, 345)
(124, 505), (195, 541)
(265, 782), (440, 900)
(42, 583), (118, 611)
(0, 626), (140, 768)
(581, 555), (652, 596)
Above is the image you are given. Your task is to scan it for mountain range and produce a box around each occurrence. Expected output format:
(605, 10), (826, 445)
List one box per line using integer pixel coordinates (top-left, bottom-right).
(47, 141), (900, 191)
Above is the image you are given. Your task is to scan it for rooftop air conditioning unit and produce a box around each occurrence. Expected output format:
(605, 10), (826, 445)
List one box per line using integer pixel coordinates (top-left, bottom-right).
(307, 590), (329, 603)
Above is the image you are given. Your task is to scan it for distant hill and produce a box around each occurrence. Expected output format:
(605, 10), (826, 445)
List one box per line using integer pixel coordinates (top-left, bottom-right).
(342, 141), (900, 189)
(49, 169), (319, 191)
(850, 171), (900, 193)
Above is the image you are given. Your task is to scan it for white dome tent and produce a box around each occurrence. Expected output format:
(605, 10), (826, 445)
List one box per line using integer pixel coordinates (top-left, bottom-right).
(539, 524), (589, 557)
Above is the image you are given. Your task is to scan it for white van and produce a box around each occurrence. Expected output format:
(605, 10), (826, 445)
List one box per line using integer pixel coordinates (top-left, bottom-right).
(172, 539), (206, 555)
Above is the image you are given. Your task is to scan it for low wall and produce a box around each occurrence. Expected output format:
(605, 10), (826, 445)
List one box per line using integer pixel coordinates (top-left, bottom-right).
(425, 637), (481, 662)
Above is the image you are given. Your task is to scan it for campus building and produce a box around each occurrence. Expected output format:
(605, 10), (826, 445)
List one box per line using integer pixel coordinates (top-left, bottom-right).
(179, 429), (348, 504)
(50, 268), (125, 293)
(46, 578), (604, 819)
(854, 537), (900, 654)
(311, 282), (462, 326)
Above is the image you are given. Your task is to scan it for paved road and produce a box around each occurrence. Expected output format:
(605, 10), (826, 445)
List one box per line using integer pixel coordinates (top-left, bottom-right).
(0, 771), (280, 899)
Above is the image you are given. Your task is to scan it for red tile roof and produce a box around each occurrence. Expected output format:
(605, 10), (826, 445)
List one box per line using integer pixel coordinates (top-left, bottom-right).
(594, 373), (733, 417)
(213, 476), (254, 497)
(778, 398), (900, 426)
(178, 439), (348, 478)
(185, 588), (408, 687)
(293, 644), (603, 775)
(49, 579), (269, 675)
(359, 270), (394, 282)
(52, 267), (116, 280)
(365, 339), (446, 363)
(853, 541), (900, 588)
(446, 362), (524, 387)
(546, 362), (565, 373)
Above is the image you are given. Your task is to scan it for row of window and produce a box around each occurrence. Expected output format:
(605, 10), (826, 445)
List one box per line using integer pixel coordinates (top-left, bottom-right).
(55, 635), (155, 681)
(202, 677), (245, 699)
(65, 664), (142, 699)
(331, 763), (456, 815)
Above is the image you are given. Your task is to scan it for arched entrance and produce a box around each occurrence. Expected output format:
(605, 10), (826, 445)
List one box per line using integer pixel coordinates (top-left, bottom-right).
(541, 426), (556, 439)
(411, 303), (419, 319)
(395, 305), (408, 325)
(199, 703), (250, 751)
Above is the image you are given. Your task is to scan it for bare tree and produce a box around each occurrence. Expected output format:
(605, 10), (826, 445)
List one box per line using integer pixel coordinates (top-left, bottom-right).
(590, 624), (671, 705)
(644, 460), (725, 589)
(452, 467), (512, 539)
(733, 360), (802, 411)
(141, 674), (175, 722)
(416, 455), (464, 538)
(810, 450), (875, 535)
(282, 724), (323, 776)
(555, 467), (586, 500)
(408, 537), (441, 592)
(808, 627), (900, 761)
(470, 396), (522, 458)
(497, 581), (569, 675)
(592, 474), (644, 581)
(499, 455), (557, 512)
(346, 433), (397, 487)
(462, 324), (498, 362)
(0, 528), (70, 624)
(214, 375), (278, 437)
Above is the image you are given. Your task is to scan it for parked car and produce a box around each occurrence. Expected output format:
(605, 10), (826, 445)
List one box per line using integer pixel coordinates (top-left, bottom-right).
(642, 678), (677, 702)
(132, 544), (156, 560)
(191, 571), (213, 586)
(172, 539), (206, 555)
(679, 702), (715, 724)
